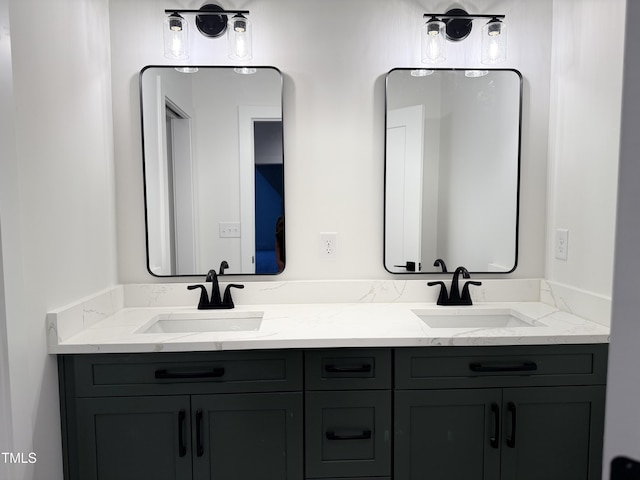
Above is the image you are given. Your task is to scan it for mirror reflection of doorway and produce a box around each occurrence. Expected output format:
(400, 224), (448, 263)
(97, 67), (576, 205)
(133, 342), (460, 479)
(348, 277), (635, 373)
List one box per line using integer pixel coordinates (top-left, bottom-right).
(253, 120), (284, 273)
(165, 102), (196, 275)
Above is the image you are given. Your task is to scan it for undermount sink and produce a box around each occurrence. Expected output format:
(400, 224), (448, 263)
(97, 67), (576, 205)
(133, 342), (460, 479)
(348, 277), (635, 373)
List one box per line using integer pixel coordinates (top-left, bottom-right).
(137, 311), (263, 334)
(412, 309), (537, 329)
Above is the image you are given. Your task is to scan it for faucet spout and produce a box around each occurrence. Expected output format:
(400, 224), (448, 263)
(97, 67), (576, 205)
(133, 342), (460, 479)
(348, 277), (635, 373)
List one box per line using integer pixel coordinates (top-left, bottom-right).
(449, 266), (470, 303)
(206, 269), (222, 305)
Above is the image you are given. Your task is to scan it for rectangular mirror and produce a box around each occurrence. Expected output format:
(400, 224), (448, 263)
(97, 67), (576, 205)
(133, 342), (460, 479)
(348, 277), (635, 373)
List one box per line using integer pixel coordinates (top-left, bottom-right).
(385, 68), (522, 274)
(140, 66), (284, 276)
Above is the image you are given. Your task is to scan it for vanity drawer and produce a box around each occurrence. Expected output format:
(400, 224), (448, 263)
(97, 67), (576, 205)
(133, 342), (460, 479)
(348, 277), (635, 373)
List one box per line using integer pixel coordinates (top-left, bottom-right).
(395, 344), (608, 389)
(65, 350), (303, 397)
(304, 348), (391, 390)
(305, 390), (392, 478)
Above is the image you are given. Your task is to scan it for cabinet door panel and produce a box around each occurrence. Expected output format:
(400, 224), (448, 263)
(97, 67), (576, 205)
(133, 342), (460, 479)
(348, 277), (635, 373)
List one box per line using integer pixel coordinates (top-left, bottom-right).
(305, 390), (392, 478)
(192, 392), (303, 480)
(76, 396), (191, 480)
(394, 389), (501, 480)
(501, 386), (606, 480)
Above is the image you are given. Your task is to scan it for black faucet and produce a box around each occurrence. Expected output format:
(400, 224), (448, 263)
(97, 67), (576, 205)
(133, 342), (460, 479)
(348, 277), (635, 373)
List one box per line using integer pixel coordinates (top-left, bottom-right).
(428, 266), (482, 306)
(187, 265), (244, 309)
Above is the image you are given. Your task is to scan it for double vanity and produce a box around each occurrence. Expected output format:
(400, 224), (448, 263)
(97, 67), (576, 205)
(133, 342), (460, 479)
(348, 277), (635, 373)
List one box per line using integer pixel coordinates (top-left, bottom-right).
(46, 61), (610, 479)
(49, 281), (610, 480)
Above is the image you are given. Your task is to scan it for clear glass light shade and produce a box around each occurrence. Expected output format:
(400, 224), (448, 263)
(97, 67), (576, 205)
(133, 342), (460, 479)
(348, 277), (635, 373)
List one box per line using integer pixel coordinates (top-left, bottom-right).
(228, 15), (252, 61)
(481, 19), (507, 65)
(164, 14), (189, 60)
(421, 19), (446, 64)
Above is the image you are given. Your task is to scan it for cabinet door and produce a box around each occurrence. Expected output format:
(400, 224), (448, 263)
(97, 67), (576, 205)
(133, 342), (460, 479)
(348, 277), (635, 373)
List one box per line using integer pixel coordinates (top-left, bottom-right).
(192, 392), (303, 480)
(305, 390), (392, 478)
(394, 389), (502, 480)
(500, 386), (606, 480)
(75, 396), (192, 480)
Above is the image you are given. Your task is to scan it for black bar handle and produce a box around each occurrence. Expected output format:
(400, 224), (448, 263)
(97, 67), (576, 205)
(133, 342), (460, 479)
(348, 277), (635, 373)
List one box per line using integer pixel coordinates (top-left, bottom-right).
(326, 429), (372, 441)
(507, 402), (517, 448)
(178, 410), (187, 457)
(196, 409), (204, 457)
(155, 367), (225, 379)
(325, 364), (372, 374)
(469, 362), (537, 373)
(490, 403), (500, 448)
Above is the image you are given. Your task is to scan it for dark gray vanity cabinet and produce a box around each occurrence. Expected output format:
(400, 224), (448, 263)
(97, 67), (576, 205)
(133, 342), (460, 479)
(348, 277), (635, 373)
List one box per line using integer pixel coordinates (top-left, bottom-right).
(394, 345), (608, 480)
(58, 344), (607, 480)
(58, 350), (304, 480)
(304, 349), (392, 480)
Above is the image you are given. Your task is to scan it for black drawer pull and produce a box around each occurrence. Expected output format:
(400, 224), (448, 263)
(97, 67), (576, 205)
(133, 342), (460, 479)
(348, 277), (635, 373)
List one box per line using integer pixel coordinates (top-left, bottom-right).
(155, 367), (225, 379)
(178, 410), (187, 457)
(325, 364), (372, 373)
(469, 362), (537, 373)
(490, 403), (500, 449)
(196, 409), (204, 457)
(326, 429), (372, 441)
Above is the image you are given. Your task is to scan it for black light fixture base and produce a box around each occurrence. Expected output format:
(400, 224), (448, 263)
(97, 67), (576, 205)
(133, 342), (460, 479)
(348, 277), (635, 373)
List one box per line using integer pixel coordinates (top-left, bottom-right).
(196, 4), (228, 38)
(445, 8), (473, 41)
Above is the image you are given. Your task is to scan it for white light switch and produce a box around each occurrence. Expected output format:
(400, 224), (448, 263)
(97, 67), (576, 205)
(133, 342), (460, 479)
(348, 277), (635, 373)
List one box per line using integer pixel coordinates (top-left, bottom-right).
(219, 222), (241, 238)
(555, 229), (569, 261)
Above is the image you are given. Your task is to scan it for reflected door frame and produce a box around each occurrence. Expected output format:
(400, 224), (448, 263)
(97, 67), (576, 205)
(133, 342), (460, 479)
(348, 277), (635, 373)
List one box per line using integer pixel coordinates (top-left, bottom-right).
(385, 105), (425, 272)
(238, 106), (282, 274)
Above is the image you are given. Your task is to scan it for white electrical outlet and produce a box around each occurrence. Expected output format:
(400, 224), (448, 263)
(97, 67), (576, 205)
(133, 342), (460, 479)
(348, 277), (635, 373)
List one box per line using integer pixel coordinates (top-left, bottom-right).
(319, 232), (338, 259)
(219, 222), (241, 238)
(555, 229), (569, 261)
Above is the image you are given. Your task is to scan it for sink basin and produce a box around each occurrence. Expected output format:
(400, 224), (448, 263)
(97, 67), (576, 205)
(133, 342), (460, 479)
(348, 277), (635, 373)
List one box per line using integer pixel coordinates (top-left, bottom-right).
(412, 309), (536, 329)
(137, 311), (263, 334)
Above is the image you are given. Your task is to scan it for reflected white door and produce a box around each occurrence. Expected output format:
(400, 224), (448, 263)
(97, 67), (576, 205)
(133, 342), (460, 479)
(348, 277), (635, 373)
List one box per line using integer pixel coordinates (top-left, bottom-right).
(385, 106), (424, 272)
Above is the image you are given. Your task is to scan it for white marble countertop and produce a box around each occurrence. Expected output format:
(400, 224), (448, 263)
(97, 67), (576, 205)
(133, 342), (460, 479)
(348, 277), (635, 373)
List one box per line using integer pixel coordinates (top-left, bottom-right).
(48, 300), (610, 354)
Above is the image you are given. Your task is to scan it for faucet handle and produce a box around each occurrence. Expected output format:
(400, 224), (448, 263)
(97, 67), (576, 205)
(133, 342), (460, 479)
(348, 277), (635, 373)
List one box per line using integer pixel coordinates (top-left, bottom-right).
(187, 284), (209, 309)
(460, 281), (482, 306)
(427, 281), (449, 306)
(222, 284), (244, 309)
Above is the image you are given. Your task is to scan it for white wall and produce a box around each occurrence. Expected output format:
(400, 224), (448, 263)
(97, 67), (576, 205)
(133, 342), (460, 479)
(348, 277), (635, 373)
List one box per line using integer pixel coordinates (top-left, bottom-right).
(0, 0), (18, 475)
(546, 0), (626, 297)
(111, 0), (553, 283)
(603, 0), (640, 474)
(1, 0), (118, 478)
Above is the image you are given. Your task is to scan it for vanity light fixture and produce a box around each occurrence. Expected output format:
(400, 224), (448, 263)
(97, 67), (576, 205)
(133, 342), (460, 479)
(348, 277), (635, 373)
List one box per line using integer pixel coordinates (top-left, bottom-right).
(422, 16), (446, 64)
(163, 4), (252, 61)
(481, 17), (507, 65)
(421, 9), (507, 65)
(164, 12), (189, 59)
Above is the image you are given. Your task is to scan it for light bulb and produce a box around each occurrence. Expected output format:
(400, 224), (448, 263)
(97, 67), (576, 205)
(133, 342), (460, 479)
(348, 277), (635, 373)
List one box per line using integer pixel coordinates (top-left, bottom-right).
(228, 14), (252, 61)
(481, 18), (506, 65)
(164, 13), (188, 60)
(421, 18), (446, 64)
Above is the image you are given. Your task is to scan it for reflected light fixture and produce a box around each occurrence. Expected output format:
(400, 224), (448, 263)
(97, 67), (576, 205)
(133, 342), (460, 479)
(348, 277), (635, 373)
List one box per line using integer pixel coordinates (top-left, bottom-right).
(163, 4), (252, 61)
(410, 69), (434, 77)
(465, 70), (489, 78)
(421, 9), (507, 65)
